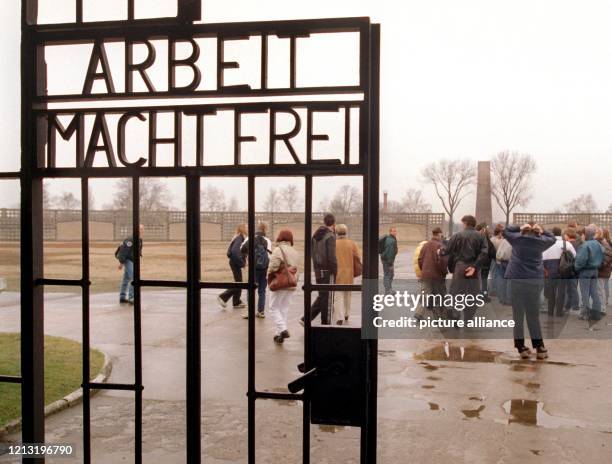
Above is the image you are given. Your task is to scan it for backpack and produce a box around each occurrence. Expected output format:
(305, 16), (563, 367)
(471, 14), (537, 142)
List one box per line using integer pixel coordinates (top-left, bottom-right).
(558, 240), (576, 279)
(254, 236), (270, 270)
(600, 241), (612, 271)
(378, 235), (388, 255)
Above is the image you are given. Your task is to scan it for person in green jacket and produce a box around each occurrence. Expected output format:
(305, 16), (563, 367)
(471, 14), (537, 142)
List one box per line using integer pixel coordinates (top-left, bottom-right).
(379, 227), (398, 293)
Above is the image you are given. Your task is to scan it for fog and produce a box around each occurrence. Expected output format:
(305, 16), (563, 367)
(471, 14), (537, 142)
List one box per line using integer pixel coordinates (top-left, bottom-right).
(1, 0), (611, 219)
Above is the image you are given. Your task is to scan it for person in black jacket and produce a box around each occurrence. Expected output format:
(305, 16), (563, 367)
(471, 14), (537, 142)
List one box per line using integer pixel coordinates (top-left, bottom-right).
(301, 213), (337, 325)
(218, 224), (248, 309)
(116, 224), (145, 305)
(441, 215), (489, 321)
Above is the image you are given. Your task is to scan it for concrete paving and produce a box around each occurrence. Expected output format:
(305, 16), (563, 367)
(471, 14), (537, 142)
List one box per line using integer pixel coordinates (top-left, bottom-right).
(1, 250), (611, 463)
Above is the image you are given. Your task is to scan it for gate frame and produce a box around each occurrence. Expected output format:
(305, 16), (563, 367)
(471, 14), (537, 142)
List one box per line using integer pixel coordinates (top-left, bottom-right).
(7, 2), (380, 463)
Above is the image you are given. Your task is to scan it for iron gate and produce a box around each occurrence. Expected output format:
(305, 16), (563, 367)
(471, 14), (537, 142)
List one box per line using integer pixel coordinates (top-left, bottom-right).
(2, 1), (380, 462)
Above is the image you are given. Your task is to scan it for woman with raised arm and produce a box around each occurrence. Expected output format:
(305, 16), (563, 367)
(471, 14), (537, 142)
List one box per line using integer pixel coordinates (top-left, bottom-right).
(503, 223), (555, 359)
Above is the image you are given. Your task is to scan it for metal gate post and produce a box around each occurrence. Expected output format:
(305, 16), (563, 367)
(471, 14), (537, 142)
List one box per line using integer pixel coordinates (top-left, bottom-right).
(21, 1), (45, 462)
(186, 175), (202, 463)
(361, 23), (380, 464)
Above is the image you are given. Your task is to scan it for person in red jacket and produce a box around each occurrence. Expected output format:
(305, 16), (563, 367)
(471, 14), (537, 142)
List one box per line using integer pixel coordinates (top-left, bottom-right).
(418, 227), (449, 319)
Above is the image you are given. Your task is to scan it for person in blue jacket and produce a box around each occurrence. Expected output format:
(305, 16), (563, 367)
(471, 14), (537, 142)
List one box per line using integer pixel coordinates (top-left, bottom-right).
(116, 224), (145, 305)
(574, 224), (605, 321)
(503, 223), (555, 359)
(218, 224), (248, 309)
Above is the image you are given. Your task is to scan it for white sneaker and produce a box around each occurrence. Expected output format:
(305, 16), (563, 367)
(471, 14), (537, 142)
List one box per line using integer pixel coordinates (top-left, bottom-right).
(217, 296), (227, 309)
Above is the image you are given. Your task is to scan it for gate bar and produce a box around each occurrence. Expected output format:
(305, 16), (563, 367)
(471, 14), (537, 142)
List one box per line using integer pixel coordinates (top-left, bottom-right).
(131, 177), (143, 464)
(21, 1), (45, 462)
(247, 176), (256, 464)
(360, 23), (380, 464)
(186, 175), (202, 463)
(81, 177), (92, 464)
(302, 174), (313, 464)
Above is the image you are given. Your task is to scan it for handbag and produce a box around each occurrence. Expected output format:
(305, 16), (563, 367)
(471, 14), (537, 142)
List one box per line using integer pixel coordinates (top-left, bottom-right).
(268, 245), (298, 291)
(353, 253), (362, 278)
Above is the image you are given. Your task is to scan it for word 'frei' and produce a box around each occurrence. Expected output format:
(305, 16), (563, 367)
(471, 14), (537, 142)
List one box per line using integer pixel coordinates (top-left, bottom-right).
(42, 105), (359, 168)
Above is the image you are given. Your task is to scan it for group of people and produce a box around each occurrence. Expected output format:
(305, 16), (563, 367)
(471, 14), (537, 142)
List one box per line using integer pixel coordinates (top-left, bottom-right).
(216, 214), (362, 344)
(116, 215), (612, 357)
(409, 215), (612, 359)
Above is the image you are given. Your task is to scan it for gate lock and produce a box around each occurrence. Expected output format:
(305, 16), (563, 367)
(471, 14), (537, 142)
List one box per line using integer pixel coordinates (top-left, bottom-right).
(287, 327), (366, 427)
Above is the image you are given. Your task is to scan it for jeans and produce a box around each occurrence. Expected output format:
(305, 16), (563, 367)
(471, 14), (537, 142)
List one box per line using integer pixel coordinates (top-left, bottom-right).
(219, 261), (243, 306)
(579, 269), (602, 318)
(489, 261), (497, 296)
(480, 267), (490, 296)
(493, 262), (505, 301)
(598, 278), (609, 310)
(418, 278), (447, 318)
(545, 277), (568, 316)
(310, 270), (332, 325)
(497, 262), (512, 305)
(119, 259), (134, 301)
(255, 268), (267, 313)
(382, 261), (395, 292)
(565, 279), (580, 310)
(511, 280), (544, 349)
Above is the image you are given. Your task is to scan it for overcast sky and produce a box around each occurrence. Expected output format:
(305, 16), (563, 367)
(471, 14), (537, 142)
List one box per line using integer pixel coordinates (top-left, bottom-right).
(1, 0), (611, 219)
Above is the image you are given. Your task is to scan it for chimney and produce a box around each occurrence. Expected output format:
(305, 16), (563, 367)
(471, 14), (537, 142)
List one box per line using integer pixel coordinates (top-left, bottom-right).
(383, 191), (388, 213)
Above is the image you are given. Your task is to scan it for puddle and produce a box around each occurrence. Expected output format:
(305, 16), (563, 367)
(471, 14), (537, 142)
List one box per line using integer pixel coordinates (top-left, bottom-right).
(415, 344), (501, 363)
(418, 362), (440, 371)
(530, 450), (542, 456)
(512, 379), (541, 392)
(509, 363), (538, 372)
(426, 376), (442, 381)
(421, 385), (435, 389)
(508, 360), (581, 371)
(469, 396), (485, 402)
(502, 400), (586, 429)
(378, 397), (435, 420)
(461, 405), (485, 419)
(318, 425), (345, 433)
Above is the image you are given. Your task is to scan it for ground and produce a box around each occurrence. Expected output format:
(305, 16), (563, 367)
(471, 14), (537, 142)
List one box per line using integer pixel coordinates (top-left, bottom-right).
(0, 246), (611, 463)
(2, 240), (382, 293)
(0, 334), (104, 426)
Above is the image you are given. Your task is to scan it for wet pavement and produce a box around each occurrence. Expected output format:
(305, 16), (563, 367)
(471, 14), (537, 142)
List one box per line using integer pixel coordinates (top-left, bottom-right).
(1, 249), (611, 463)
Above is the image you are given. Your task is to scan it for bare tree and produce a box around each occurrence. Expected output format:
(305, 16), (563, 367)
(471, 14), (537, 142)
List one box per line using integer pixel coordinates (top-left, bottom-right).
(422, 159), (476, 235)
(328, 185), (361, 214)
(42, 184), (52, 209)
(227, 196), (239, 212)
(401, 188), (432, 213)
(54, 191), (80, 210)
(107, 178), (171, 211)
(88, 190), (96, 210)
(490, 151), (537, 225)
(280, 184), (302, 212)
(263, 188), (280, 213)
(202, 186), (227, 211)
(564, 194), (598, 214)
(381, 189), (431, 213)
